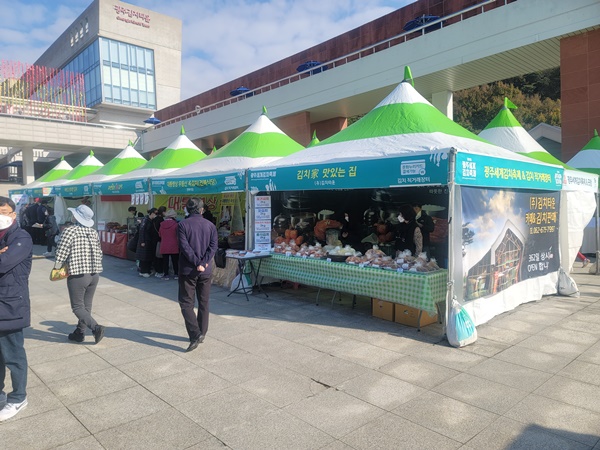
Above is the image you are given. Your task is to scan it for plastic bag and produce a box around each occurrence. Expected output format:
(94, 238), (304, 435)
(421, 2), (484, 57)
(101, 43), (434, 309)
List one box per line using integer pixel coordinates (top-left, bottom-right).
(230, 272), (252, 293)
(447, 298), (477, 348)
(557, 267), (580, 297)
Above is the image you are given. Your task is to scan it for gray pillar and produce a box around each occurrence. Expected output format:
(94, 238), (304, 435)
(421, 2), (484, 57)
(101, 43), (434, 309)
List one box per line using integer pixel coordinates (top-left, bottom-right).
(432, 91), (453, 119)
(21, 147), (35, 185)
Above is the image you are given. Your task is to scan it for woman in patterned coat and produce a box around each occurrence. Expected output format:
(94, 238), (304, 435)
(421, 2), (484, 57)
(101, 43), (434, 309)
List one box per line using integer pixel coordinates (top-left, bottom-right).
(53, 204), (105, 344)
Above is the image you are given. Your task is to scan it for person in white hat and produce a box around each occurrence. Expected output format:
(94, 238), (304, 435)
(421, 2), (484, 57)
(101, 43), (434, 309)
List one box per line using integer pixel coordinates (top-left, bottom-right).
(53, 204), (105, 344)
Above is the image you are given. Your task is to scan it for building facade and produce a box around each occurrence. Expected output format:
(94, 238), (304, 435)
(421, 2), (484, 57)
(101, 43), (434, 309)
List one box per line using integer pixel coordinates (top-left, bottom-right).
(35, 0), (182, 129)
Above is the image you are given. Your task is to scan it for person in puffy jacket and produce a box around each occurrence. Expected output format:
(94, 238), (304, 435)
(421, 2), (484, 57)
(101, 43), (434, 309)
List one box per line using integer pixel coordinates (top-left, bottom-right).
(159, 209), (179, 280)
(0, 196), (33, 422)
(135, 208), (157, 277)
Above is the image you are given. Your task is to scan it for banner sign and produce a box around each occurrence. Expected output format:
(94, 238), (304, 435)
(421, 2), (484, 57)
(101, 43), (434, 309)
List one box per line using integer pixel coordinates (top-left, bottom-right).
(455, 152), (563, 190)
(93, 178), (148, 195)
(461, 187), (560, 302)
(52, 183), (92, 197)
(151, 171), (245, 195)
(248, 155), (448, 192)
(562, 169), (598, 192)
(153, 192), (245, 225)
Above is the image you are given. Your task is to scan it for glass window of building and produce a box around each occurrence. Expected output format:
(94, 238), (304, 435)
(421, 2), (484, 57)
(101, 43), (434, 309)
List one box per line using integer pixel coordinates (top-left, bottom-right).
(100, 37), (156, 109)
(61, 37), (156, 110)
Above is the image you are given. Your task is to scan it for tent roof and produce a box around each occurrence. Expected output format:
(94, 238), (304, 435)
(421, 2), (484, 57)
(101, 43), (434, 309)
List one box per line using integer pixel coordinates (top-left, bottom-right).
(567, 130), (600, 175)
(479, 101), (571, 168)
(165, 109), (303, 178)
(110, 127), (207, 182)
(42, 152), (104, 188)
(24, 158), (73, 188)
(65, 152), (104, 180)
(307, 131), (320, 148)
(263, 78), (546, 169)
(65, 143), (147, 185)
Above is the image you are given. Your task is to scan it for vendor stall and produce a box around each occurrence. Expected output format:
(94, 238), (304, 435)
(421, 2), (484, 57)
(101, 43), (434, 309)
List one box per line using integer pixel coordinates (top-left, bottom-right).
(150, 107), (305, 282)
(248, 68), (576, 330)
(260, 254), (446, 314)
(479, 98), (598, 272)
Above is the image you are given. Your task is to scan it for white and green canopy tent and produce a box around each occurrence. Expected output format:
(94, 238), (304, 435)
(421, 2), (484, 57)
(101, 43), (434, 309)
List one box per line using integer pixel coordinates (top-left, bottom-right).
(567, 129), (600, 175)
(479, 99), (598, 272)
(95, 126), (207, 198)
(567, 130), (600, 267)
(11, 157), (73, 198)
(151, 107), (304, 196)
(249, 68), (567, 327)
(42, 151), (104, 195)
(51, 142), (148, 224)
(53, 143), (146, 197)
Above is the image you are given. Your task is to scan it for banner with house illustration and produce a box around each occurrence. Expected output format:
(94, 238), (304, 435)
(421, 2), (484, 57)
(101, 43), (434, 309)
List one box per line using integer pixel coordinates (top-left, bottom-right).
(461, 187), (560, 302)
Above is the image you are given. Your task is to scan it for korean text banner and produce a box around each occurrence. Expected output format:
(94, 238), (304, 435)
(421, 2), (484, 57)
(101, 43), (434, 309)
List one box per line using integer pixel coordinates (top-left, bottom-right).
(455, 152), (564, 190)
(151, 172), (245, 195)
(248, 155), (448, 192)
(52, 183), (92, 197)
(461, 187), (560, 302)
(92, 178), (148, 195)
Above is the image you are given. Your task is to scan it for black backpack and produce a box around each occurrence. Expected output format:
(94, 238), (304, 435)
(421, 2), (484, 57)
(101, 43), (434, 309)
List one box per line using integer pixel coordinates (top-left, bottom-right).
(214, 248), (227, 269)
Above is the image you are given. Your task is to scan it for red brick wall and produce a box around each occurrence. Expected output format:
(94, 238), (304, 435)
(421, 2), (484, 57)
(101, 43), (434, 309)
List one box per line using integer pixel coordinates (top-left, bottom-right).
(156, 0), (513, 122)
(561, 29), (600, 161)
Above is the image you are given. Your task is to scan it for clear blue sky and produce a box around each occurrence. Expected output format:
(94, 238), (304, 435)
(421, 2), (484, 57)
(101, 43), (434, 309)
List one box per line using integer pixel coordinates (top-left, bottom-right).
(0, 0), (415, 100)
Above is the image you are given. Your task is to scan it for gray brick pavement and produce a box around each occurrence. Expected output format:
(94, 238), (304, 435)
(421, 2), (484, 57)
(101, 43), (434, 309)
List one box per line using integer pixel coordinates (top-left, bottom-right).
(1, 248), (599, 449)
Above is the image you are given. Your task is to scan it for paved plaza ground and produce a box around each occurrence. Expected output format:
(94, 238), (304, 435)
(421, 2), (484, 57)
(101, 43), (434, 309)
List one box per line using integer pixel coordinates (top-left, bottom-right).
(1, 247), (600, 449)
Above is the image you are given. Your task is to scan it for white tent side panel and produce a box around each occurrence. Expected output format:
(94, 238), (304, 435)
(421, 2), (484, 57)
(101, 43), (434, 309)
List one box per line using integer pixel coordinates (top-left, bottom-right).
(561, 190), (596, 272)
(463, 272), (559, 326)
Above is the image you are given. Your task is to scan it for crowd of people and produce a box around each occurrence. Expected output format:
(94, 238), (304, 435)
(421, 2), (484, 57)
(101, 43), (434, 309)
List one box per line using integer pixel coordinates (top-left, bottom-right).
(0, 197), (218, 422)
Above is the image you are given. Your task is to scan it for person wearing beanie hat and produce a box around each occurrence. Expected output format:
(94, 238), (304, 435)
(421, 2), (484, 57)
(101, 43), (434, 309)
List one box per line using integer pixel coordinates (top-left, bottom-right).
(54, 204), (105, 344)
(158, 209), (179, 280)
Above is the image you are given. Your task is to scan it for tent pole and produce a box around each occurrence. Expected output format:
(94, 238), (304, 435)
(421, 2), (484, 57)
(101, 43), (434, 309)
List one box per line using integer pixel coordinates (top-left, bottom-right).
(244, 171), (251, 251)
(445, 149), (458, 335)
(595, 192), (600, 275)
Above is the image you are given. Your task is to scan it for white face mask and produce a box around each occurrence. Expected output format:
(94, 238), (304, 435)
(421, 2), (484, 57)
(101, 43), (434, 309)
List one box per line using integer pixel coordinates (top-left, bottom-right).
(397, 215), (405, 224)
(0, 214), (13, 230)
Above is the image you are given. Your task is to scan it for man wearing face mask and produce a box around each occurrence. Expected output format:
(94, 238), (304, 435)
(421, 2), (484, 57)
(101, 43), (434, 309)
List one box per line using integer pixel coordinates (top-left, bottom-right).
(0, 196), (33, 422)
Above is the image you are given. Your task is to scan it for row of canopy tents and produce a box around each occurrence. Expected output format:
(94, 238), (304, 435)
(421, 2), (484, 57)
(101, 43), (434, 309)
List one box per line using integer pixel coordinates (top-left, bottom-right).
(244, 68), (598, 326)
(10, 67), (600, 330)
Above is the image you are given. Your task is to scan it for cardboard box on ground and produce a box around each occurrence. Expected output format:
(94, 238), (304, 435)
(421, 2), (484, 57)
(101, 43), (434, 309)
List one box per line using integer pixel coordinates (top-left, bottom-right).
(371, 298), (438, 328)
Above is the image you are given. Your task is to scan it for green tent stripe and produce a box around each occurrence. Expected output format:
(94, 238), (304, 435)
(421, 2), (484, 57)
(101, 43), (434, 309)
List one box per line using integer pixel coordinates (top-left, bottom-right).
(65, 165), (102, 180)
(320, 102), (489, 145)
(484, 107), (521, 129)
(582, 134), (600, 151)
(142, 148), (206, 169)
(36, 169), (72, 183)
(94, 157), (146, 175)
(517, 151), (570, 168)
(205, 132), (303, 159)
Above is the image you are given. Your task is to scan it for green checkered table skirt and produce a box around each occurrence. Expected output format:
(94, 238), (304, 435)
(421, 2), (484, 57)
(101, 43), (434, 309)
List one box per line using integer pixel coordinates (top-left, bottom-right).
(259, 254), (447, 314)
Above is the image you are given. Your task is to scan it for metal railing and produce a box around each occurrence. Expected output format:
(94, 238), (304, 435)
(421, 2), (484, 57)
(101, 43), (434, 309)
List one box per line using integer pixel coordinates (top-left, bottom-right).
(156, 0), (500, 129)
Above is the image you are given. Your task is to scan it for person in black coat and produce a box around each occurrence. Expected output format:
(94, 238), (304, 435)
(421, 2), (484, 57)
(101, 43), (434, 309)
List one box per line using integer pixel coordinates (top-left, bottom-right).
(135, 208), (157, 277)
(152, 206), (166, 277)
(0, 196), (33, 421)
(177, 198), (218, 352)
